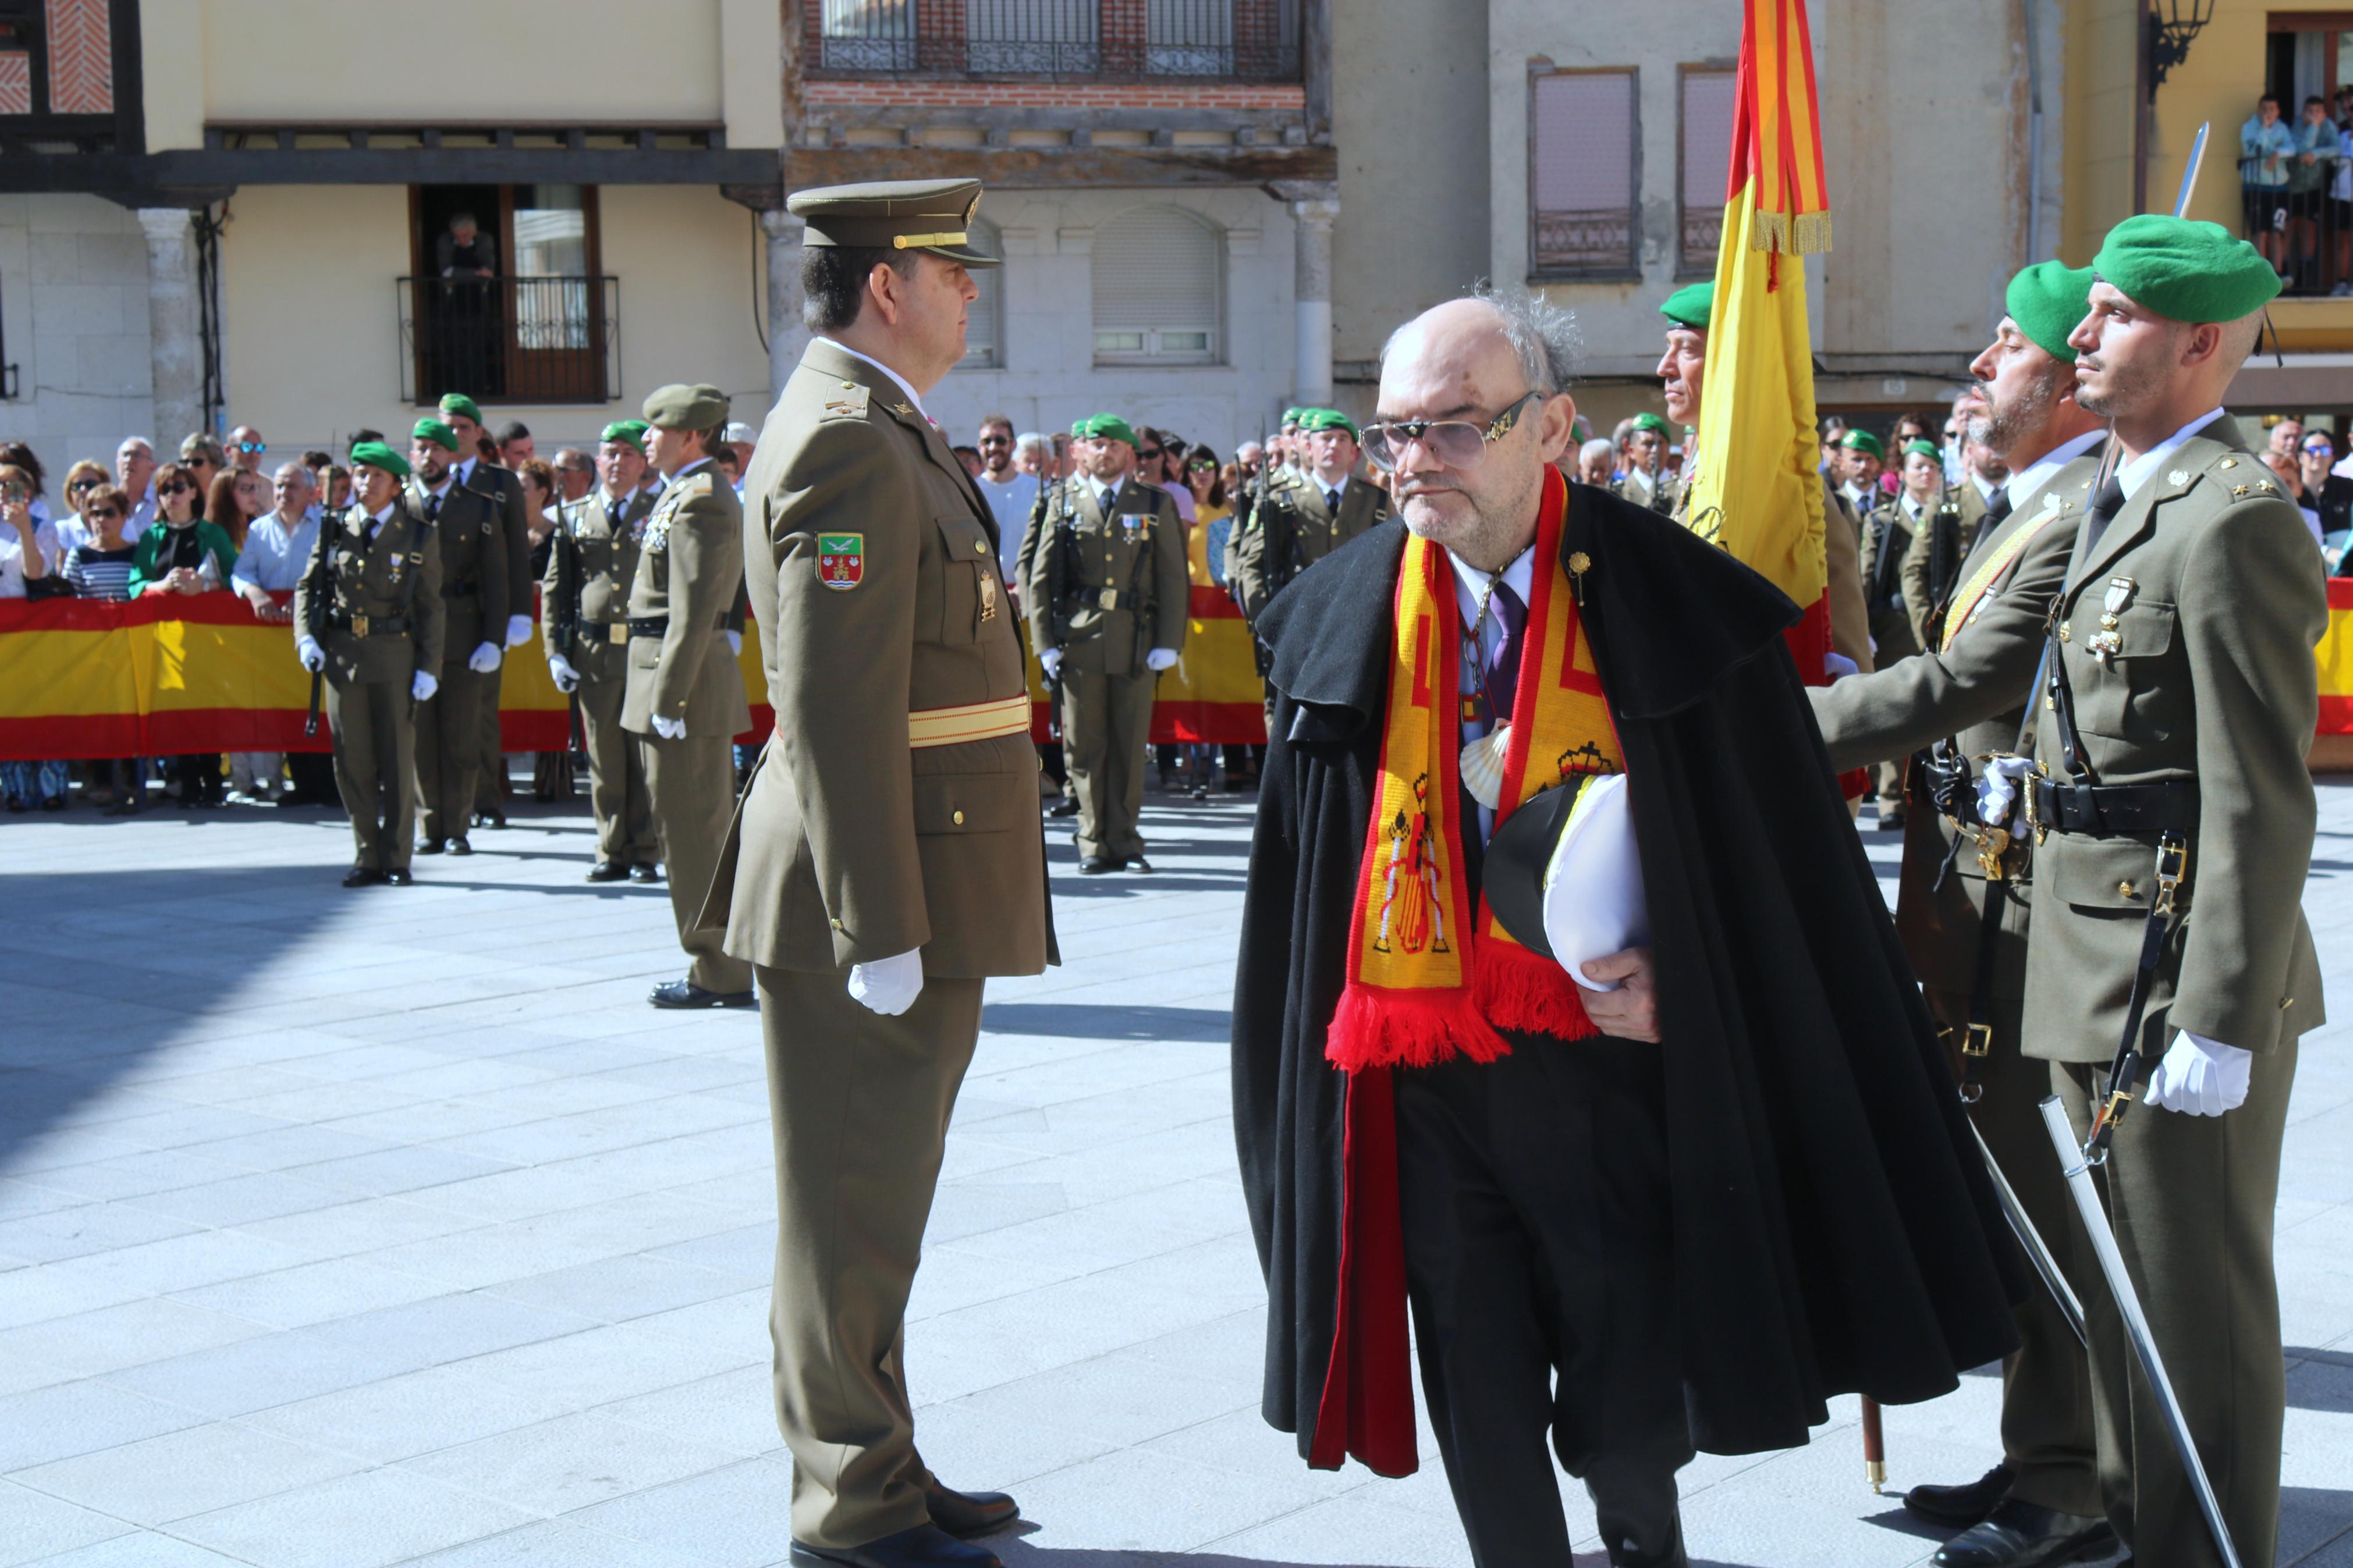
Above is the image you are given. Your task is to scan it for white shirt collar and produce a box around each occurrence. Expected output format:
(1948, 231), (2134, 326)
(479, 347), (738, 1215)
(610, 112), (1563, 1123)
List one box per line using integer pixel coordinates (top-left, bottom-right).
(422, 474), (454, 499)
(2003, 426), (2108, 511)
(368, 503), (396, 527)
(1969, 472), (1994, 503)
(453, 456), (477, 485)
(819, 337), (927, 418)
(2118, 408), (2226, 501)
(670, 457), (712, 483)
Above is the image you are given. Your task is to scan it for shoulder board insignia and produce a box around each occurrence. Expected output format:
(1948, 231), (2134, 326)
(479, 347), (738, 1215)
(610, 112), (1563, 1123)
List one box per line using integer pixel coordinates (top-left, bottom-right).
(823, 384), (871, 419)
(2218, 457), (2239, 470)
(2168, 470), (2191, 486)
(2257, 479), (2279, 493)
(891, 401), (915, 417)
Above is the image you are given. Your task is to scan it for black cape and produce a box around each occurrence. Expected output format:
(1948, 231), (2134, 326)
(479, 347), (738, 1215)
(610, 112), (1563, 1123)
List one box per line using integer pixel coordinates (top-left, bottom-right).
(1231, 485), (2024, 1469)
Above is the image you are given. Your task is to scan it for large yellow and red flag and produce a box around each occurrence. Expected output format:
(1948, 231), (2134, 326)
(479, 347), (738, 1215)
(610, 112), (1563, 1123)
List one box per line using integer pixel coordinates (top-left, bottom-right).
(1687, 0), (1832, 678)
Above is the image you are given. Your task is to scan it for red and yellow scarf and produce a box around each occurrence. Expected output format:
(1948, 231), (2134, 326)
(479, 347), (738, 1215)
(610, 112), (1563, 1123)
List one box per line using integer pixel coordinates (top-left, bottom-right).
(1324, 467), (1621, 1072)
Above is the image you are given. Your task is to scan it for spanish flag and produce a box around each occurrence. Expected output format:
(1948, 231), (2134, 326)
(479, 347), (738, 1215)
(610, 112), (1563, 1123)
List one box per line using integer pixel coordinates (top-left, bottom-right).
(1686, 0), (1832, 678)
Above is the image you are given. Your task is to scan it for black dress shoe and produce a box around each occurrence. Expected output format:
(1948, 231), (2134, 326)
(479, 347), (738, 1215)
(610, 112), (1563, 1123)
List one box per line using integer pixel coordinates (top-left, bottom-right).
(448, 837), (472, 856)
(341, 866), (385, 888)
(1125, 857), (1154, 873)
(586, 860), (629, 882)
(384, 867), (414, 885)
(790, 1524), (1001, 1568)
(1046, 798), (1078, 817)
(649, 979), (755, 1009)
(1933, 1499), (2115, 1567)
(1907, 1464), (2014, 1528)
(630, 862), (661, 883)
(924, 1478), (1018, 1539)
(480, 809), (508, 829)
(1078, 855), (1116, 874)
(416, 838), (446, 855)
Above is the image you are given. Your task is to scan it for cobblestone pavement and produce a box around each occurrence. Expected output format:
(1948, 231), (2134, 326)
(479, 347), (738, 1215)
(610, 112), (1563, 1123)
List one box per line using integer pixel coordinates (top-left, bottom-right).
(1, 780), (2347, 1567)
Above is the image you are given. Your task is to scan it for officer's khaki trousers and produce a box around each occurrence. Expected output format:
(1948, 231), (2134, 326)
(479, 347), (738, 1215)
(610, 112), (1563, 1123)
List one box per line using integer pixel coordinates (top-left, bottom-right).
(473, 661), (506, 816)
(1926, 990), (2100, 1519)
(641, 729), (751, 993)
(758, 963), (982, 1549)
(414, 661), (492, 844)
(325, 674), (416, 871)
(2053, 1038), (2297, 1568)
(1058, 666), (1153, 862)
(580, 671), (655, 865)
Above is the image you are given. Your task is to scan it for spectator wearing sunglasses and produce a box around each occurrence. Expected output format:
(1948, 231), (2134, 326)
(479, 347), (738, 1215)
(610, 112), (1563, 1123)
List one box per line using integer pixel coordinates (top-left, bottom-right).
(1, 461), (67, 811)
(228, 425), (267, 474)
(179, 432), (226, 499)
(971, 414), (1039, 587)
(2302, 432), (2353, 550)
(63, 483), (148, 813)
(133, 462), (239, 807)
(53, 460), (112, 554)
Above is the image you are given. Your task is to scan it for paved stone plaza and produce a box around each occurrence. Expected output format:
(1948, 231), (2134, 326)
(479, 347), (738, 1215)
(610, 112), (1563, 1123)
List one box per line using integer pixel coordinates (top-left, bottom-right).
(1, 783), (2348, 1567)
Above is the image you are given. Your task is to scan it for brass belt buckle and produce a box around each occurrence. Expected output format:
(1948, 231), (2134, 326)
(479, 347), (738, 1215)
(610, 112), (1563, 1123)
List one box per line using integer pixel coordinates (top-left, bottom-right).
(609, 623), (629, 645)
(351, 613), (370, 638)
(1098, 587), (1118, 610)
(2153, 830), (2188, 916)
(1962, 1021), (1992, 1060)
(1973, 824), (2012, 883)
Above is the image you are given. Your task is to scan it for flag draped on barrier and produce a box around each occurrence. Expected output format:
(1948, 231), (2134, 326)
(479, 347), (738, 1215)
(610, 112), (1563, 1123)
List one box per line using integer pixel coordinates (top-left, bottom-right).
(1687, 0), (1833, 681)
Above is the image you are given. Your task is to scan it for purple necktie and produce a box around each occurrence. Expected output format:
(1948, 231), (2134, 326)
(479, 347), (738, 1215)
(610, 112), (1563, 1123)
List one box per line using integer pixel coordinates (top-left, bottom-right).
(1485, 579), (1526, 727)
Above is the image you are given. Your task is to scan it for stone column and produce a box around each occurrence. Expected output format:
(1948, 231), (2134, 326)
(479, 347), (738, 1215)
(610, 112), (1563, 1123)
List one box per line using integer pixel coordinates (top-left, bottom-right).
(761, 207), (808, 409)
(139, 208), (204, 450)
(1289, 195), (1339, 409)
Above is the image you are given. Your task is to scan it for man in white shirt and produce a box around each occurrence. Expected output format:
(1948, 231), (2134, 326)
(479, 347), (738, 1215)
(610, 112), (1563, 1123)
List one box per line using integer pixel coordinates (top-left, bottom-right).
(116, 437), (158, 539)
(971, 413), (1039, 585)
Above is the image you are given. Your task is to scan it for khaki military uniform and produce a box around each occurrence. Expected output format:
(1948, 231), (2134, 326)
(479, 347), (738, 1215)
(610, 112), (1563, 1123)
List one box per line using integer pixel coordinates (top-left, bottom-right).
(1812, 453), (2102, 1519)
(1611, 464), (1680, 516)
(1860, 496), (1928, 815)
(544, 486), (657, 869)
(1898, 479), (1992, 649)
(409, 477), (510, 846)
(2026, 418), (2324, 1568)
(292, 502), (445, 872)
(622, 459), (751, 994)
(459, 456), (532, 820)
(702, 336), (1053, 1549)
(1230, 471), (1390, 624)
(1027, 474), (1188, 862)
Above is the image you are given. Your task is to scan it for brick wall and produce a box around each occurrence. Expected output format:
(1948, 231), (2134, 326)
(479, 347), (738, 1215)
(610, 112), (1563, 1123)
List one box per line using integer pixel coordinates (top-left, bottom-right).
(803, 80), (1303, 109)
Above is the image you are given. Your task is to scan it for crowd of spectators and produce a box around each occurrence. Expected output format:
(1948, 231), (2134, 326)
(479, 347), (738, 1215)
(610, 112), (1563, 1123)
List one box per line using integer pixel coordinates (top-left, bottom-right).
(2241, 87), (2353, 296)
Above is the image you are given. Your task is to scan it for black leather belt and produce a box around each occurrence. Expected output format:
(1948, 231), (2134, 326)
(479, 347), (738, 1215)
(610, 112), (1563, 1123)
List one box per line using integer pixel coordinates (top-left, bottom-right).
(326, 610), (413, 637)
(626, 613), (727, 637)
(2029, 778), (2198, 837)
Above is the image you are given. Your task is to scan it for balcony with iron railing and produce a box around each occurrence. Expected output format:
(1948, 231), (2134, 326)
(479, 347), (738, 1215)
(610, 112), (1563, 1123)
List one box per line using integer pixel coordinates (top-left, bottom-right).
(396, 276), (620, 406)
(810, 0), (1302, 81)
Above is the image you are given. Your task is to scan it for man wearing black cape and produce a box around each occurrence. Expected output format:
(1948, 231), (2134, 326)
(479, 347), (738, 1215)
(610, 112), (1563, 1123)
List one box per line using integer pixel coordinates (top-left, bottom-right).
(1231, 291), (2024, 1568)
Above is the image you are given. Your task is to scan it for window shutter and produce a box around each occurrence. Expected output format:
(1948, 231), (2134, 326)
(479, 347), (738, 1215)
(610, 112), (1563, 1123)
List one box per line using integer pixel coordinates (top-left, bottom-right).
(1680, 70), (1737, 275)
(1529, 69), (1637, 278)
(963, 219), (1002, 368)
(1092, 208), (1222, 364)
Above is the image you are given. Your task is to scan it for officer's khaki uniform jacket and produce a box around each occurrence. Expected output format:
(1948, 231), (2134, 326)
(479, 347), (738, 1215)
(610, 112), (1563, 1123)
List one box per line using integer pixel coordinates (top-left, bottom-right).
(457, 455), (531, 629)
(1026, 475), (1188, 677)
(620, 462), (751, 739)
(2025, 418), (2326, 1061)
(541, 486), (650, 686)
(1230, 472), (1389, 624)
(411, 477), (509, 661)
(294, 502), (445, 684)
(717, 337), (1053, 978)
(1861, 496), (1926, 663)
(1812, 457), (2096, 997)
(1897, 481), (1992, 648)
(1612, 464), (1680, 517)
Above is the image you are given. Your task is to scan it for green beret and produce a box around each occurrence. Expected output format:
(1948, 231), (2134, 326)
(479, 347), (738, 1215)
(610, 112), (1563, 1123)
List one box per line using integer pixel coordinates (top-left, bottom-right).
(600, 419), (648, 454)
(410, 418), (459, 453)
(643, 382), (730, 432)
(1281, 407), (1305, 426)
(2092, 214), (2283, 323)
(1297, 408), (1358, 439)
(349, 440), (411, 480)
(437, 393), (481, 424)
(1074, 413), (1137, 447)
(1840, 429), (1886, 458)
(1660, 282), (1715, 332)
(2004, 259), (2096, 362)
(1901, 439), (1942, 463)
(1629, 412), (1670, 436)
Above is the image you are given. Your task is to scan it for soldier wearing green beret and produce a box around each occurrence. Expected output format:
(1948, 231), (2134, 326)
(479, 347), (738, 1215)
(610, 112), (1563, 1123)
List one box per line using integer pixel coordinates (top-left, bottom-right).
(1612, 410), (1677, 514)
(1809, 258), (2117, 1568)
(544, 419), (659, 881)
(1854, 438), (1968, 829)
(404, 417), (510, 856)
(292, 442), (445, 886)
(700, 177), (1052, 1568)
(624, 383), (753, 1008)
(435, 392), (534, 830)
(1998, 214), (2322, 1568)
(1027, 411), (1189, 872)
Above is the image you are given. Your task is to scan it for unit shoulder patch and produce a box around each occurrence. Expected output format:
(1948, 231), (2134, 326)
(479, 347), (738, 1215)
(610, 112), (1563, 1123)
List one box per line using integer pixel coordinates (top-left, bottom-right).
(817, 532), (865, 590)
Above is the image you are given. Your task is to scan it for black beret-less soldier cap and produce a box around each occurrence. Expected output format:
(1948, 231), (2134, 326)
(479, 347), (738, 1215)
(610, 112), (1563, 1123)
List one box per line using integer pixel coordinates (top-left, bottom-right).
(786, 178), (1002, 269)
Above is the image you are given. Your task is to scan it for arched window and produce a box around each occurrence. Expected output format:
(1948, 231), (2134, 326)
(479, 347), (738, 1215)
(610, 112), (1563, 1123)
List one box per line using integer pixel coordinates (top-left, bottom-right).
(1092, 207), (1222, 366)
(961, 217), (1003, 369)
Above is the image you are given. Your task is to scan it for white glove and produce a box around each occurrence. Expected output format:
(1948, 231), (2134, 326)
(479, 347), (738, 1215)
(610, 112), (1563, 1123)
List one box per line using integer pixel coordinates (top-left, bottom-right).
(411, 670), (439, 702)
(1145, 646), (1179, 673)
(1038, 646), (1063, 679)
(1974, 756), (2035, 828)
(467, 641), (502, 674)
(548, 655), (580, 694)
(1823, 651), (1858, 681)
(725, 630), (742, 657)
(652, 714), (686, 740)
(847, 948), (924, 1016)
(296, 636), (325, 673)
(505, 613), (533, 648)
(2145, 1031), (2253, 1116)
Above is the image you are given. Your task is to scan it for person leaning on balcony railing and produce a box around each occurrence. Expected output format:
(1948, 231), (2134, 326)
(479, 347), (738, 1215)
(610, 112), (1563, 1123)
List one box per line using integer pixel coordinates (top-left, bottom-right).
(2241, 93), (2297, 278)
(2285, 95), (2341, 294)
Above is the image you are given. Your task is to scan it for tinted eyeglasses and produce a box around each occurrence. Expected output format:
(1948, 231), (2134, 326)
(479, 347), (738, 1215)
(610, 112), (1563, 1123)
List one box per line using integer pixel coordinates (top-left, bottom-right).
(978, 433), (1012, 447)
(1138, 447), (1165, 460)
(159, 481), (191, 496)
(1363, 391), (1543, 472)
(68, 476), (100, 492)
(86, 506), (121, 521)
(235, 440), (265, 455)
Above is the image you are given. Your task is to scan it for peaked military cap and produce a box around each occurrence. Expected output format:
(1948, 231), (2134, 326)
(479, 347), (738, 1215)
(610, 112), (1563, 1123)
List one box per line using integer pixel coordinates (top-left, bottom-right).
(1660, 282), (1715, 332)
(2005, 259), (2096, 362)
(2093, 214), (2281, 323)
(787, 179), (1002, 269)
(643, 383), (730, 432)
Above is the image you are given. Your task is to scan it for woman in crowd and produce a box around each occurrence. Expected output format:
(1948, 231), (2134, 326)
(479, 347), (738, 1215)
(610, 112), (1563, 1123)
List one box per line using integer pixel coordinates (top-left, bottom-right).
(55, 459), (111, 552)
(132, 461), (239, 806)
(1, 460), (68, 810)
(205, 466), (269, 551)
(62, 483), (146, 812)
(1188, 449), (1230, 591)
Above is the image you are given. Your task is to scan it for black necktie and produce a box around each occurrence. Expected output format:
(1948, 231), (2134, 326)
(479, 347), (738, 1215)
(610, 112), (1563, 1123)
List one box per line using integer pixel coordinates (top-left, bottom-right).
(1325, 487), (1342, 514)
(1485, 580), (1527, 727)
(1983, 487), (2014, 529)
(425, 489), (442, 522)
(2082, 476), (2127, 552)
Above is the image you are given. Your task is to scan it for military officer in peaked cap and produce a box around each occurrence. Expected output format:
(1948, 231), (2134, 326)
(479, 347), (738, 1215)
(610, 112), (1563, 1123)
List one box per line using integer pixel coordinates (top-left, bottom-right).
(1992, 216), (2323, 1568)
(405, 417), (510, 858)
(698, 179), (1053, 1568)
(437, 392), (535, 830)
(293, 441), (444, 886)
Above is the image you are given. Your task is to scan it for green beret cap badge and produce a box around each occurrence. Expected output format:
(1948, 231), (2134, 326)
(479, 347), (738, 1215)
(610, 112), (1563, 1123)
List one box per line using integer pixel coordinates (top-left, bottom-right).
(1839, 429), (1886, 459)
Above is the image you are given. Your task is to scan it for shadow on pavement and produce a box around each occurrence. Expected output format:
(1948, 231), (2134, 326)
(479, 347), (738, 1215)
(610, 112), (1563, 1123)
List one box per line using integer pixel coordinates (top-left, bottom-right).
(2287, 1345), (2353, 1412)
(982, 1003), (1231, 1041)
